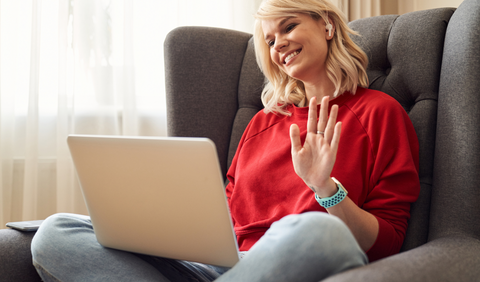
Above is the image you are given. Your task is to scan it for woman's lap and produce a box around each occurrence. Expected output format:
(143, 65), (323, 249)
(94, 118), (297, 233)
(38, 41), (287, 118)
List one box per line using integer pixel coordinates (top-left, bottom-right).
(31, 212), (367, 282)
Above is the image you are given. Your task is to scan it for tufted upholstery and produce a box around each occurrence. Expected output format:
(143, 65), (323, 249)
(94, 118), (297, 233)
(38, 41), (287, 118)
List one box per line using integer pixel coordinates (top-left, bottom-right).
(164, 28), (265, 180)
(430, 0), (480, 243)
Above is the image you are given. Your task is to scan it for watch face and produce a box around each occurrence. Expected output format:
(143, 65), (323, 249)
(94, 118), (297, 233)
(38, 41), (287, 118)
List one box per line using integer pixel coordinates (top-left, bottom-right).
(331, 177), (348, 194)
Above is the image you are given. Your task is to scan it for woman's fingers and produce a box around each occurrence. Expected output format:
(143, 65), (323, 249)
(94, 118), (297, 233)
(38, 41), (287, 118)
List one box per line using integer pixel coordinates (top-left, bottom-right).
(307, 97), (318, 134)
(305, 95), (339, 144)
(331, 121), (342, 153)
(317, 96), (329, 134)
(290, 123), (302, 154)
(324, 104), (338, 143)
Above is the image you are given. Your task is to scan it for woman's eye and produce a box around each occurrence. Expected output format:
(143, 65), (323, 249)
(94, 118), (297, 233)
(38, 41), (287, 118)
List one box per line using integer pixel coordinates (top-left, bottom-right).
(268, 40), (275, 48)
(286, 23), (297, 32)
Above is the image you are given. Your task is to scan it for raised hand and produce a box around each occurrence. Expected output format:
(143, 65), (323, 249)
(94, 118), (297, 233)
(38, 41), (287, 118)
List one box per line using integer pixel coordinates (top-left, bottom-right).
(289, 96), (342, 197)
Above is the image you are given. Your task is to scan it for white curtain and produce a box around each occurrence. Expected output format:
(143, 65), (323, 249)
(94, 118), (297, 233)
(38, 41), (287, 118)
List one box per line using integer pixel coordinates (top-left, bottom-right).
(332, 0), (381, 21)
(0, 0), (259, 228)
(333, 0), (454, 22)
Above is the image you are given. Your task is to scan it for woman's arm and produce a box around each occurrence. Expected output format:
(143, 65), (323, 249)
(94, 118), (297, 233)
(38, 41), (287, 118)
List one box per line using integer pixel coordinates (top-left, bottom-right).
(290, 96), (378, 252)
(322, 183), (379, 251)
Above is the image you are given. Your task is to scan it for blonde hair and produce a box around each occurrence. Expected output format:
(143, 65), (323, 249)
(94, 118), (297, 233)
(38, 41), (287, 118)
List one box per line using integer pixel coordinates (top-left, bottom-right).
(254, 0), (368, 115)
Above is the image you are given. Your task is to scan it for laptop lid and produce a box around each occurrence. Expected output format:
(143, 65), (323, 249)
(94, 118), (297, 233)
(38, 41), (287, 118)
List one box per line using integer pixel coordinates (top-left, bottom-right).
(67, 135), (239, 267)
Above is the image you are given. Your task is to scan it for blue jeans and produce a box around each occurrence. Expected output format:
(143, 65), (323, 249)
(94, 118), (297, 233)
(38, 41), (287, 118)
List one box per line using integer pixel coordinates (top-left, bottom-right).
(31, 212), (368, 281)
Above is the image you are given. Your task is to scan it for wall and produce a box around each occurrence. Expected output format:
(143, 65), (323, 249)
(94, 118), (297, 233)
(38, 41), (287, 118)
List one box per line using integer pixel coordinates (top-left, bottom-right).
(347, 0), (464, 21)
(250, 0), (464, 23)
(386, 0), (463, 15)
(415, 0), (463, 11)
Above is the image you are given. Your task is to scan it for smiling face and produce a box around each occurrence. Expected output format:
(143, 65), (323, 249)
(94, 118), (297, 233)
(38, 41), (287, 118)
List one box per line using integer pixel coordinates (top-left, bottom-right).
(262, 13), (332, 84)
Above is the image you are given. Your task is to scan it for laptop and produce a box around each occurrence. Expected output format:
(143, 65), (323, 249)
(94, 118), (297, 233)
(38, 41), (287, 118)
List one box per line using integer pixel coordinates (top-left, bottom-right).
(67, 135), (240, 268)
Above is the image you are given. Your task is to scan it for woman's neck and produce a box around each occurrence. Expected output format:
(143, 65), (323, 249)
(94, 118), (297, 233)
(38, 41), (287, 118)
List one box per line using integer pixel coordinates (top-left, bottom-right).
(303, 79), (336, 103)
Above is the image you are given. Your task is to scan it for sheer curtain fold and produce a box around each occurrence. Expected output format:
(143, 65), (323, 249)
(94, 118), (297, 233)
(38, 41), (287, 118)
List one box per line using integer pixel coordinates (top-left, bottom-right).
(334, 0), (382, 21)
(352, 0), (381, 20)
(339, 0), (426, 22)
(23, 0), (42, 220)
(0, 0), (257, 228)
(122, 0), (137, 136)
(56, 0), (75, 213)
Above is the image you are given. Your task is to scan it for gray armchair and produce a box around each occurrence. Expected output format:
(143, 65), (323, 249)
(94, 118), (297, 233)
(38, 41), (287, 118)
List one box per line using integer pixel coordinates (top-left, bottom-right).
(165, 0), (480, 281)
(1, 0), (480, 280)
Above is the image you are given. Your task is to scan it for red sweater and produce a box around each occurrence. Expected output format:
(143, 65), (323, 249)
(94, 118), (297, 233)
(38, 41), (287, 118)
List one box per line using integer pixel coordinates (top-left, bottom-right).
(226, 87), (420, 262)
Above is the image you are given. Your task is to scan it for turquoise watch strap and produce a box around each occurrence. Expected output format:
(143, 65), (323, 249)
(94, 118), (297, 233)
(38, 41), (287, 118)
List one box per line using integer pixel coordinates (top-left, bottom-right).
(315, 177), (348, 208)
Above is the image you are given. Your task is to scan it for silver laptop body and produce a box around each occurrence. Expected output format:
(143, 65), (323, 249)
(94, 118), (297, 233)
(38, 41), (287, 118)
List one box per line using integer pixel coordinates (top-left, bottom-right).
(67, 135), (240, 267)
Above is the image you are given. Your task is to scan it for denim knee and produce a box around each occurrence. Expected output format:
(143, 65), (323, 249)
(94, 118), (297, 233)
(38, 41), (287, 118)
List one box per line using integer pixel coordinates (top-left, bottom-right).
(224, 212), (367, 282)
(268, 212), (368, 264)
(271, 212), (349, 240)
(31, 213), (91, 264)
(31, 213), (175, 282)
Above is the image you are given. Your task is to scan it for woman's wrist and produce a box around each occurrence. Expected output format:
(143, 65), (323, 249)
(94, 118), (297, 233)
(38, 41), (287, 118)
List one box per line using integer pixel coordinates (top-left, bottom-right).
(309, 178), (338, 198)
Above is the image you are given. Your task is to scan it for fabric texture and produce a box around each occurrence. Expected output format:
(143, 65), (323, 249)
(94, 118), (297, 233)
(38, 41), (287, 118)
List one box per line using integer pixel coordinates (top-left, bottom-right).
(429, 0), (480, 242)
(31, 212), (367, 282)
(0, 229), (41, 282)
(226, 88), (420, 262)
(322, 235), (480, 282)
(164, 27), (256, 179)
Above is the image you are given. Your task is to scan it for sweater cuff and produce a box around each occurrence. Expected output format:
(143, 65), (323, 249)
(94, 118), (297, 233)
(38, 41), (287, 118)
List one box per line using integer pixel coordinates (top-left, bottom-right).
(366, 215), (398, 262)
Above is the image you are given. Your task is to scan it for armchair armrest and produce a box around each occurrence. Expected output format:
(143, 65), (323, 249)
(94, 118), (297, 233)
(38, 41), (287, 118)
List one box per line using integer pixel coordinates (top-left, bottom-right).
(322, 236), (480, 282)
(0, 229), (42, 282)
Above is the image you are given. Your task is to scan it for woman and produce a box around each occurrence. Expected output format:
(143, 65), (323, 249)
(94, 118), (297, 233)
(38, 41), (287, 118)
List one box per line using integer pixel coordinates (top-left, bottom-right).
(31, 0), (420, 281)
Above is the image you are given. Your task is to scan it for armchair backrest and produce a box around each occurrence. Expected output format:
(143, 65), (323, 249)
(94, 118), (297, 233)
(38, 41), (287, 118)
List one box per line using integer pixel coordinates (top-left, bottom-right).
(164, 0), (480, 253)
(164, 27), (263, 180)
(429, 0), (480, 243)
(348, 8), (455, 251)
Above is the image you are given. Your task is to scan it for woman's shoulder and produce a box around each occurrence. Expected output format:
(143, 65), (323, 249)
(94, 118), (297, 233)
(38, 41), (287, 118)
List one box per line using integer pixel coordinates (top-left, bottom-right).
(340, 87), (415, 138)
(242, 107), (290, 139)
(354, 87), (401, 105)
(345, 87), (407, 116)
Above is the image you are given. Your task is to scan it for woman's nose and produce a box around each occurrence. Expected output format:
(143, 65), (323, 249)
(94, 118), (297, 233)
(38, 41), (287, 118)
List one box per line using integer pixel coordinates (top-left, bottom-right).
(274, 36), (288, 52)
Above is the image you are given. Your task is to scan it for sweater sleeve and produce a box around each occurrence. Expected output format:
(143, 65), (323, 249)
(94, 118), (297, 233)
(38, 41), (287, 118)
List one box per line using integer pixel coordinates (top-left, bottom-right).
(225, 109), (281, 203)
(362, 98), (420, 262)
(225, 127), (246, 228)
(225, 112), (259, 208)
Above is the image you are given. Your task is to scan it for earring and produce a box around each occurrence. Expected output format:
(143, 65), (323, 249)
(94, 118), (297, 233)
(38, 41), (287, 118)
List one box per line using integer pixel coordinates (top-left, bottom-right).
(325, 12), (333, 37)
(326, 22), (333, 37)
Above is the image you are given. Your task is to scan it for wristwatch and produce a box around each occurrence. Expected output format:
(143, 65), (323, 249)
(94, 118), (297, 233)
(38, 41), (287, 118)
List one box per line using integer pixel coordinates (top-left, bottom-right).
(315, 177), (348, 208)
